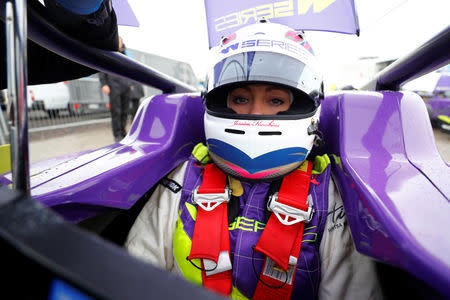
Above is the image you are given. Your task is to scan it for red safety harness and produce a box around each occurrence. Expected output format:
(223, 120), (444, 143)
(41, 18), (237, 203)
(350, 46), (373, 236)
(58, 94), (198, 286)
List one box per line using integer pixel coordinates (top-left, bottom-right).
(189, 162), (314, 299)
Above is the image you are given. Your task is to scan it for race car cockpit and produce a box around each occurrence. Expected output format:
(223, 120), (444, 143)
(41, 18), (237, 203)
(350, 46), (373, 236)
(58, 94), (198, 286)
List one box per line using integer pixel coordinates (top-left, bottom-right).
(1, 0), (450, 299)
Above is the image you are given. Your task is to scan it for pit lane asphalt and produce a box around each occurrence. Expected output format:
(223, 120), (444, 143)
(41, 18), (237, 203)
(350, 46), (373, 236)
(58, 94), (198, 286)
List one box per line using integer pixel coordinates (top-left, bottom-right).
(28, 122), (450, 164)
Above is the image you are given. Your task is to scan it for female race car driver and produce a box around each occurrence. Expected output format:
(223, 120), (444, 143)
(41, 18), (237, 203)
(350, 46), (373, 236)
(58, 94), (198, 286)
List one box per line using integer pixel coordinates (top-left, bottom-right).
(125, 21), (382, 300)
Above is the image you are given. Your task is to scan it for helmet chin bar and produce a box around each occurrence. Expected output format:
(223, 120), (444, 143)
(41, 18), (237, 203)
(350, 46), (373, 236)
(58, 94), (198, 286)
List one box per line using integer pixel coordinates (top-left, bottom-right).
(204, 112), (317, 182)
(209, 151), (305, 183)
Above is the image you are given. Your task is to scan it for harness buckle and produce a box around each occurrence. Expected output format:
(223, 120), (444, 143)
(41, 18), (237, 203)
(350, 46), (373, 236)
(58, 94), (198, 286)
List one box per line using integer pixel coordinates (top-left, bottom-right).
(267, 192), (314, 226)
(192, 186), (231, 212)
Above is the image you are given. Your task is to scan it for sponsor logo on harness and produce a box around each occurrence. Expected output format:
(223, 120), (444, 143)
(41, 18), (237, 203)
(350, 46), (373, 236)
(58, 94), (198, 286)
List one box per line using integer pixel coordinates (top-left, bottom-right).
(161, 177), (182, 193)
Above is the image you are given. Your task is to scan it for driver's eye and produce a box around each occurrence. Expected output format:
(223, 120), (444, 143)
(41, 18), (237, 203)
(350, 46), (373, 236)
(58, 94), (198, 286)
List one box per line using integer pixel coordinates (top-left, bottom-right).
(232, 97), (248, 104)
(270, 98), (285, 106)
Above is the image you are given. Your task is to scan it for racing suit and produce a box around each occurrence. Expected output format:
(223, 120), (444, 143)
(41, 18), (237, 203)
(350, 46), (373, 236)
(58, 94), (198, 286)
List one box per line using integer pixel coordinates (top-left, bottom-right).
(125, 155), (382, 299)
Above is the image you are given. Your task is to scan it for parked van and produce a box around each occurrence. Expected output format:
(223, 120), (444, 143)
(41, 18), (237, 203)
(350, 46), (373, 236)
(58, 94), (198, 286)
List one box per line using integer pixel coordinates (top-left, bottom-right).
(27, 81), (70, 117)
(27, 75), (109, 117)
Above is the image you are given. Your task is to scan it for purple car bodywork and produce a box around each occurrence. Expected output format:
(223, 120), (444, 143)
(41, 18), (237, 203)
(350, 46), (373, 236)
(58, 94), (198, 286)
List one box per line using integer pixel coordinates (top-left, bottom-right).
(2, 89), (450, 296)
(427, 97), (450, 118)
(321, 91), (450, 296)
(1, 93), (205, 222)
(426, 74), (450, 125)
(426, 96), (450, 133)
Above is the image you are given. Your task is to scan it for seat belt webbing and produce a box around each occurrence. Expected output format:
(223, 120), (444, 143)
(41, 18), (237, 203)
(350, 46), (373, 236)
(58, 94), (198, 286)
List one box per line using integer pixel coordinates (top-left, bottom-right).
(188, 163), (232, 296)
(253, 161), (313, 300)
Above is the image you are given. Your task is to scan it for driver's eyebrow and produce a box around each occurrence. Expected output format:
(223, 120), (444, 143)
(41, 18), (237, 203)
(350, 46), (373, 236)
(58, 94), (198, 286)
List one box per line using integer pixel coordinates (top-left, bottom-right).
(231, 86), (251, 93)
(265, 86), (287, 93)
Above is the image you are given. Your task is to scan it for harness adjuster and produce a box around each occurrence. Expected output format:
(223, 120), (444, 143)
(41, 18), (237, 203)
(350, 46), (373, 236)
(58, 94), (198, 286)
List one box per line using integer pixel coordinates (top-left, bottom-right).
(192, 186), (231, 212)
(267, 192), (314, 226)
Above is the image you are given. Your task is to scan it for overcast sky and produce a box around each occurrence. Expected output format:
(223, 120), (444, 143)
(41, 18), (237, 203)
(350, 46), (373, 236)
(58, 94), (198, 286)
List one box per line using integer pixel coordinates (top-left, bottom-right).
(118, 0), (450, 89)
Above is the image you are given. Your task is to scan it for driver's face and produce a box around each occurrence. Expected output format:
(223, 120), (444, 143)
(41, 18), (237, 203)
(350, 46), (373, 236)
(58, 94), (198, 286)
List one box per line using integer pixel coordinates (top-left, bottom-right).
(228, 84), (291, 115)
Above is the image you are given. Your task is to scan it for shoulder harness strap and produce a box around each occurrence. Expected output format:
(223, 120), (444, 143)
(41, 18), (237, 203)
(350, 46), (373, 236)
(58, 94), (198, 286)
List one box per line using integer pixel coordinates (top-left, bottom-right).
(188, 163), (232, 296)
(253, 161), (314, 300)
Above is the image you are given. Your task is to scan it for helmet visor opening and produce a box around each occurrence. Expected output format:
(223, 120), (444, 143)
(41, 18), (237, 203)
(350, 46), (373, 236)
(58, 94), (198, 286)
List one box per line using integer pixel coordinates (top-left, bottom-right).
(206, 51), (321, 119)
(206, 82), (317, 120)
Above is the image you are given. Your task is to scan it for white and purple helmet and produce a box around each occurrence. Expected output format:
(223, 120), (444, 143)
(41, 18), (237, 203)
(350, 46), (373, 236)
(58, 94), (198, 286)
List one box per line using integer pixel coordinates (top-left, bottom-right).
(204, 21), (324, 182)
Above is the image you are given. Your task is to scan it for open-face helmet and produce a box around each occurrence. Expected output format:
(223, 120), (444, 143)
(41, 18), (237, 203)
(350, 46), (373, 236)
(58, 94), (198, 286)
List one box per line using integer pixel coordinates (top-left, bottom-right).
(204, 21), (324, 182)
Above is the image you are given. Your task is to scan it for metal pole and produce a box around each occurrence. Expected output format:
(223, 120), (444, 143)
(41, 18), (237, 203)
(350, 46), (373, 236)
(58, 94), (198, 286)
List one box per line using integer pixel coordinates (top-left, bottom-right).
(0, 96), (7, 144)
(0, 90), (8, 144)
(6, 0), (30, 194)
